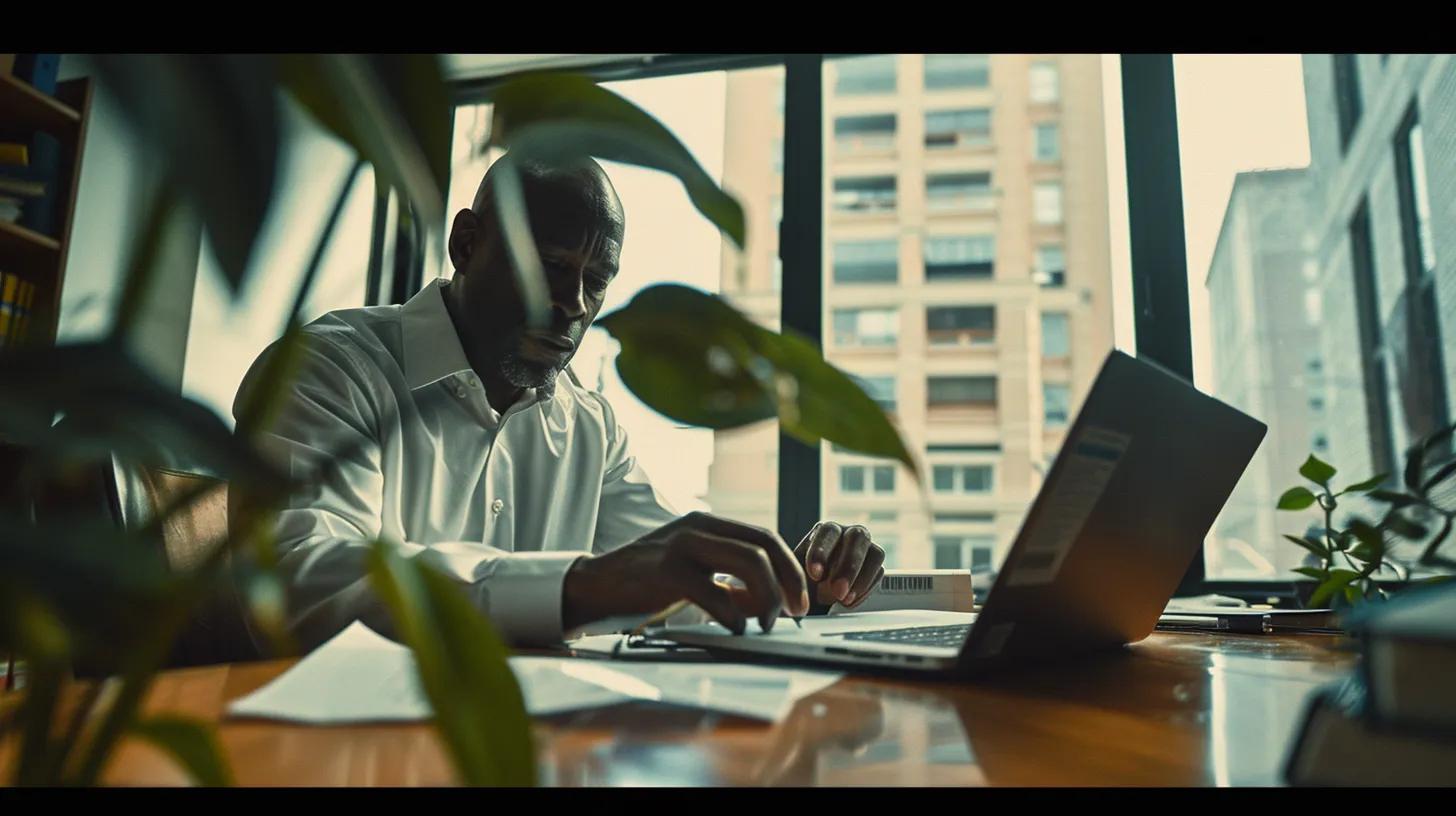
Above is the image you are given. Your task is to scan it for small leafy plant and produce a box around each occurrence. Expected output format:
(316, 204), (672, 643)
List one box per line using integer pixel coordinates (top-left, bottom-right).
(1278, 423), (1456, 608)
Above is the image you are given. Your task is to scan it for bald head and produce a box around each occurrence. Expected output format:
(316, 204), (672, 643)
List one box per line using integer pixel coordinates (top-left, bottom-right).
(470, 155), (625, 243)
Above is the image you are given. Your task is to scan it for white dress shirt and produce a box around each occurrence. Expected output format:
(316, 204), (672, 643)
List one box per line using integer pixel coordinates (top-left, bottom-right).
(234, 278), (682, 648)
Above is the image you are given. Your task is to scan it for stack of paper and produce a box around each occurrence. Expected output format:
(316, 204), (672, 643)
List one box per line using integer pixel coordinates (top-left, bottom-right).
(227, 622), (842, 724)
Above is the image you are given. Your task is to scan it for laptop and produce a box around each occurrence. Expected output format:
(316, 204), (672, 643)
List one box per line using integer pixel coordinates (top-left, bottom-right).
(654, 350), (1268, 676)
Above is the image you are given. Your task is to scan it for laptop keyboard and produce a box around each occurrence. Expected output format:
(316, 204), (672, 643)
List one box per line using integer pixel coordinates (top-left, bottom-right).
(840, 624), (972, 648)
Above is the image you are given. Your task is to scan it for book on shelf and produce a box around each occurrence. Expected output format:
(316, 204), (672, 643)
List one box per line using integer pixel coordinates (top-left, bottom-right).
(1285, 673), (1456, 786)
(0, 175), (45, 198)
(0, 270), (35, 348)
(0, 142), (28, 167)
(11, 54), (60, 95)
(1344, 583), (1456, 734)
(0, 270), (19, 346)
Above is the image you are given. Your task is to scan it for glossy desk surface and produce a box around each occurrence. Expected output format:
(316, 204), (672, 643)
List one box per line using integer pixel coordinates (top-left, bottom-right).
(11, 632), (1356, 786)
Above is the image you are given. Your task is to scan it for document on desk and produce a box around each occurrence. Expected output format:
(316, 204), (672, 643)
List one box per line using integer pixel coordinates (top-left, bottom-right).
(227, 622), (842, 724)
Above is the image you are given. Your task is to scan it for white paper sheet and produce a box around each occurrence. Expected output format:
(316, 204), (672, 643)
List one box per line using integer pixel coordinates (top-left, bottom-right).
(227, 622), (842, 724)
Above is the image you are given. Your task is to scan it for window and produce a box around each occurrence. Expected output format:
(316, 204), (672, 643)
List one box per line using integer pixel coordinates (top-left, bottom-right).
(1030, 62), (1060, 103)
(834, 176), (897, 213)
(924, 54), (990, 90)
(852, 374), (897, 411)
(835, 114), (896, 152)
(1034, 122), (1060, 162)
(928, 376), (997, 409)
(933, 535), (997, 570)
(1401, 119), (1438, 277)
(1034, 244), (1066, 287)
(839, 464), (894, 494)
(833, 239), (898, 284)
(1042, 312), (1070, 358)
(1043, 383), (1070, 425)
(925, 109), (991, 149)
(931, 464), (994, 494)
(925, 235), (994, 280)
(833, 307), (899, 347)
(927, 306), (995, 347)
(1033, 182), (1063, 224)
(835, 54), (897, 95)
(1332, 54), (1362, 153)
(927, 172), (992, 211)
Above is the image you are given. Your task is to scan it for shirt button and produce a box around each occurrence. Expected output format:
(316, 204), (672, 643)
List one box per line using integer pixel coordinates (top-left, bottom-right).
(468, 375), (480, 389)
(491, 499), (505, 514)
(454, 386), (467, 398)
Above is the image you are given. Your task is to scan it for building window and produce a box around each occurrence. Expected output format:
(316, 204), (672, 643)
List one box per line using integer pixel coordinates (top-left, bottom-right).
(833, 239), (899, 284)
(928, 376), (997, 409)
(933, 535), (996, 570)
(833, 307), (899, 347)
(1033, 182), (1063, 224)
(1030, 61), (1060, 104)
(1332, 54), (1363, 153)
(1391, 111), (1451, 443)
(834, 176), (897, 213)
(1034, 245), (1066, 287)
(835, 114), (897, 152)
(1044, 383), (1071, 425)
(1033, 122), (1060, 162)
(1041, 312), (1070, 358)
(931, 464), (994, 494)
(925, 109), (991, 149)
(852, 374), (897, 411)
(835, 54), (897, 95)
(925, 235), (995, 280)
(839, 465), (895, 494)
(1402, 120), (1438, 277)
(927, 306), (995, 347)
(924, 54), (990, 90)
(927, 172), (993, 211)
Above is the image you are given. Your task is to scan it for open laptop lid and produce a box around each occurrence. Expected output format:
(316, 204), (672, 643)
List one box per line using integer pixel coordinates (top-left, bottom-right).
(955, 350), (1267, 671)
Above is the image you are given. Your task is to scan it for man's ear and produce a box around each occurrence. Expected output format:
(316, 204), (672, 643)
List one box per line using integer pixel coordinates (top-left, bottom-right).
(447, 208), (480, 273)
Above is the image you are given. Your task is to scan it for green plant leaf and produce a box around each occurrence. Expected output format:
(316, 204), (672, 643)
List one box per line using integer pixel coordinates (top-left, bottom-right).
(1299, 454), (1337, 488)
(366, 542), (536, 787)
(1349, 541), (1378, 562)
(0, 343), (292, 496)
(94, 55), (279, 293)
(1292, 567), (1328, 581)
(489, 72), (745, 249)
(1367, 489), (1421, 509)
(1283, 534), (1328, 560)
(130, 716), (233, 786)
(1308, 570), (1359, 608)
(1421, 460), (1456, 494)
(1340, 473), (1389, 494)
(1385, 514), (1429, 540)
(1277, 486), (1318, 510)
(1343, 584), (1362, 605)
(596, 284), (919, 480)
(277, 54), (450, 237)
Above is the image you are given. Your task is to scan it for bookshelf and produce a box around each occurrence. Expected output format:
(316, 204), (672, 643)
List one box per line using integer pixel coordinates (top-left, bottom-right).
(1, 71), (93, 348)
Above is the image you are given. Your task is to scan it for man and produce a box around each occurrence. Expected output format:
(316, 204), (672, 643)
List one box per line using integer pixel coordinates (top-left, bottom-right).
(235, 155), (886, 649)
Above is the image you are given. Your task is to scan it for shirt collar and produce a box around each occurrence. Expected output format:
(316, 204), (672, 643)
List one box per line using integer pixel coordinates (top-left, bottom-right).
(401, 278), (474, 391)
(400, 278), (560, 407)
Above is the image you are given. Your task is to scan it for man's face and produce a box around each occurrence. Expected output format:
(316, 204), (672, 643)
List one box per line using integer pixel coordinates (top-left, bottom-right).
(449, 169), (624, 389)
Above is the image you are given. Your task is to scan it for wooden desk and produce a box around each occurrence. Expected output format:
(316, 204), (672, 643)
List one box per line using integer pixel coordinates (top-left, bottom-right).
(5, 632), (1355, 786)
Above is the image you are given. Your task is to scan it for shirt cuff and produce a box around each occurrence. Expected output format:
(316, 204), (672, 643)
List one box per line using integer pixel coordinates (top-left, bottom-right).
(474, 551), (587, 646)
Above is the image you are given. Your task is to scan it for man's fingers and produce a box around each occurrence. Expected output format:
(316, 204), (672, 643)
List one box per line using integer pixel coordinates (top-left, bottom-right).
(824, 525), (872, 603)
(672, 569), (747, 635)
(671, 530), (785, 632)
(801, 522), (841, 583)
(682, 512), (808, 617)
(844, 557), (886, 609)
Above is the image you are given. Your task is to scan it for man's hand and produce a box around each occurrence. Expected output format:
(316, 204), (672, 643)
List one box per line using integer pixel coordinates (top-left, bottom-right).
(563, 511), (811, 634)
(794, 521), (886, 610)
